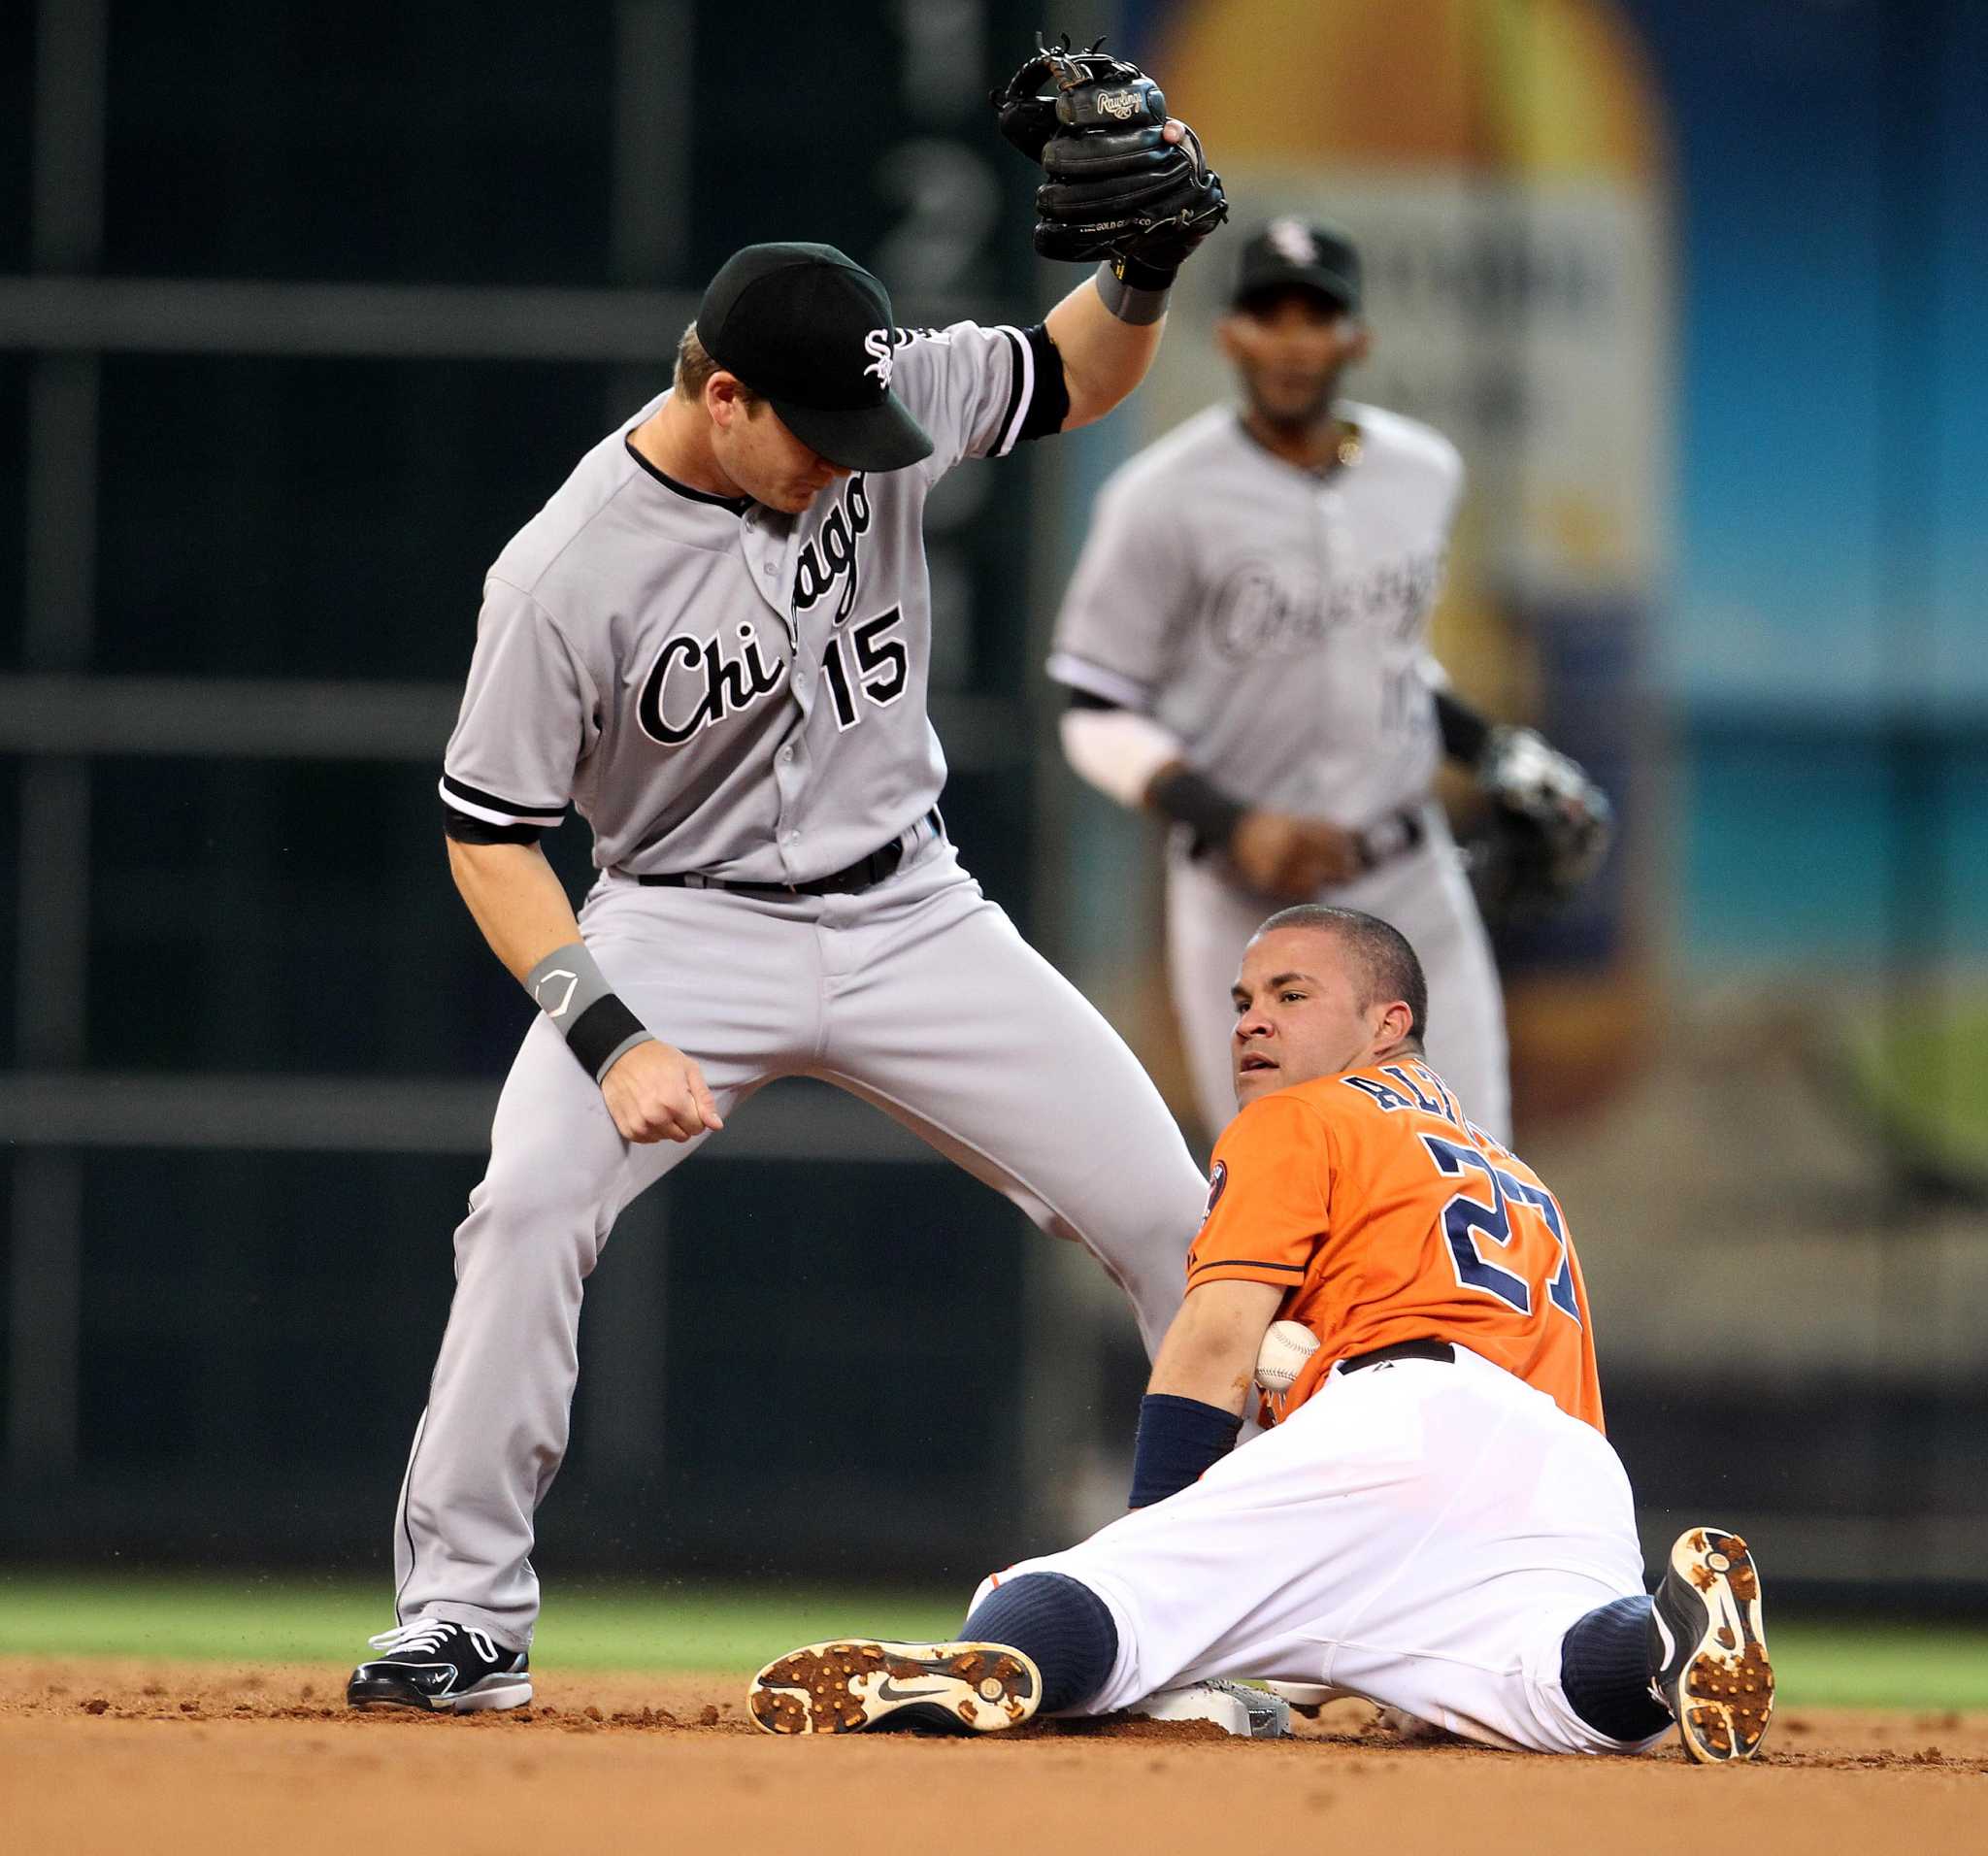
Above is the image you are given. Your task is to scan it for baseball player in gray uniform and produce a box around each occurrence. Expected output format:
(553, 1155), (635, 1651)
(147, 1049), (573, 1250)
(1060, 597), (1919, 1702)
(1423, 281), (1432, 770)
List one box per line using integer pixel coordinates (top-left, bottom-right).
(346, 96), (1230, 1707)
(1049, 219), (1608, 1145)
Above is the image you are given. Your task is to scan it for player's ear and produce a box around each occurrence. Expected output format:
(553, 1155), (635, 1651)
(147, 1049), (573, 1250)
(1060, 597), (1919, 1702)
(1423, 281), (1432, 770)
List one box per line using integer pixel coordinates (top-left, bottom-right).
(706, 372), (747, 428)
(1375, 997), (1414, 1047)
(1342, 318), (1374, 364)
(1213, 315), (1245, 364)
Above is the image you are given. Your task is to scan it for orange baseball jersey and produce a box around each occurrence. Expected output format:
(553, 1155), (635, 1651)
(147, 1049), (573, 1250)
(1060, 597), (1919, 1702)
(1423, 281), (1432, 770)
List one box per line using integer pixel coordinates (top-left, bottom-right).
(1187, 1057), (1604, 1432)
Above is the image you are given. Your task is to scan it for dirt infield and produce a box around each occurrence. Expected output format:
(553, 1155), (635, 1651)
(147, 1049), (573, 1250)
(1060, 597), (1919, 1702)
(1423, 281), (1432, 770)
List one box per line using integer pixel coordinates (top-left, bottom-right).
(4, 1658), (1982, 1855)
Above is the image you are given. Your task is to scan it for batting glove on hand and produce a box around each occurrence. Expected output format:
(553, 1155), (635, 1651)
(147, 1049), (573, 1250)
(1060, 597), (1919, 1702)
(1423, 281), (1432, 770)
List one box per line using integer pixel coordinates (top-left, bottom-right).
(1466, 726), (1613, 925)
(990, 35), (1227, 282)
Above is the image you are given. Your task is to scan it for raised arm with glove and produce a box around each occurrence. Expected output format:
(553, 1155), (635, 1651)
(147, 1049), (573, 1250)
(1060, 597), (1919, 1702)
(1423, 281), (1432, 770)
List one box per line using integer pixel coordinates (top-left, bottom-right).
(993, 37), (1228, 286)
(993, 33), (1228, 354)
(990, 36), (1227, 428)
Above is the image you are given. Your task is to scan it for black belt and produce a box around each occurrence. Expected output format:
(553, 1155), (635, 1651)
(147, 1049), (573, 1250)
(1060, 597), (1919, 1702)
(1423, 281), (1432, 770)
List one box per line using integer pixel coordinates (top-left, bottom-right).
(1186, 802), (1426, 875)
(633, 809), (940, 899)
(1354, 804), (1426, 871)
(1338, 1339), (1454, 1375)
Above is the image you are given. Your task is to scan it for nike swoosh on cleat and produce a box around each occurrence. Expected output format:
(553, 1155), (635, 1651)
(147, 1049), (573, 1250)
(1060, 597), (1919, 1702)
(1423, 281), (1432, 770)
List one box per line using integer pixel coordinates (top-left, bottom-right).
(873, 1676), (949, 1705)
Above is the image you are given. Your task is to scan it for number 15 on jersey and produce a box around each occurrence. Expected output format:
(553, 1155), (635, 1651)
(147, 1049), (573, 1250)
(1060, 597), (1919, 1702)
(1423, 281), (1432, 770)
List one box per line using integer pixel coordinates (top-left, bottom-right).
(824, 605), (909, 731)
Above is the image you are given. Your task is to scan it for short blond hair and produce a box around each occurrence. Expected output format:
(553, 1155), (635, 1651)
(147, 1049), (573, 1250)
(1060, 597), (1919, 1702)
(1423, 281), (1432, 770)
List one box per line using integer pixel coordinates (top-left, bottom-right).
(675, 323), (759, 408)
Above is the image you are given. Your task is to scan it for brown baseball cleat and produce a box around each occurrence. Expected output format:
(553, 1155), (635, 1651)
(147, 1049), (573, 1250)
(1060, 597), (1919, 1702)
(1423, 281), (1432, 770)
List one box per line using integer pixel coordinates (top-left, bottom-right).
(1647, 1527), (1774, 1763)
(747, 1639), (1041, 1737)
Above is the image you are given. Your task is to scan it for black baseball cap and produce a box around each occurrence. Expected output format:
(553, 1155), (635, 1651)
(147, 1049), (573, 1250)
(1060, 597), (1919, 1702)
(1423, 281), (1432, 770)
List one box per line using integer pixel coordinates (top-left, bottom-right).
(694, 242), (934, 473)
(1231, 218), (1362, 314)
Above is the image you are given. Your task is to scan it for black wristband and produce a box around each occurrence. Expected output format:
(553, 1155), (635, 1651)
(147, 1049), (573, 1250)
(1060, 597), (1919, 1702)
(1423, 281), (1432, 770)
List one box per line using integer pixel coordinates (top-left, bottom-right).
(1434, 688), (1494, 765)
(1116, 252), (1179, 293)
(523, 942), (655, 1083)
(1128, 1393), (1243, 1508)
(564, 992), (649, 1082)
(1148, 764), (1248, 855)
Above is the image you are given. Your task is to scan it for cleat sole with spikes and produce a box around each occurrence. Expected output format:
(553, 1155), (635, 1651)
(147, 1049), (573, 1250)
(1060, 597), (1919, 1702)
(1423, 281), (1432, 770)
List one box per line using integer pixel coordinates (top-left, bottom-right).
(747, 1639), (1040, 1737)
(1649, 1527), (1773, 1764)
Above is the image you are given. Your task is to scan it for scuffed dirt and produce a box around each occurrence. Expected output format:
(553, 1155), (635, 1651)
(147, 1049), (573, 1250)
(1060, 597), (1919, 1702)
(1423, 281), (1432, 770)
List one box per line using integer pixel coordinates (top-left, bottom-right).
(4, 1658), (1984, 1856)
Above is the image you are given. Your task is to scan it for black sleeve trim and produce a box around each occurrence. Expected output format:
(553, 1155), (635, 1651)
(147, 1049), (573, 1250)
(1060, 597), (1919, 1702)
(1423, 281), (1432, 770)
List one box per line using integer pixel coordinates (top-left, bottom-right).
(1015, 323), (1071, 443)
(1066, 687), (1123, 713)
(444, 808), (543, 846)
(1188, 1256), (1309, 1276)
(440, 771), (568, 826)
(1045, 648), (1156, 711)
(1434, 688), (1493, 765)
(989, 327), (1029, 452)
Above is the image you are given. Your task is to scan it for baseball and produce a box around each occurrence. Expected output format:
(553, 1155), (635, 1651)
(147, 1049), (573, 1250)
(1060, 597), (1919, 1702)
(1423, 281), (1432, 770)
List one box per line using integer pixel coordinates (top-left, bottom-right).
(1255, 1319), (1320, 1394)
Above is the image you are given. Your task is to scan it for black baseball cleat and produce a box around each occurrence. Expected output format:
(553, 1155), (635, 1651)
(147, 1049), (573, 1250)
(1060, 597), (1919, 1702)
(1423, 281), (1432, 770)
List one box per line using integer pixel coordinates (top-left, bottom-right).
(346, 1619), (533, 1712)
(1648, 1526), (1773, 1763)
(747, 1639), (1041, 1737)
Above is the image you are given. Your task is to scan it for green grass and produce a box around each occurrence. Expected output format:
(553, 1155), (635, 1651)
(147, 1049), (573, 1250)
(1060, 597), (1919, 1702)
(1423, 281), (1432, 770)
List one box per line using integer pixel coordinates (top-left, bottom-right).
(1839, 995), (1988, 1186)
(0, 1571), (964, 1673)
(2, 1574), (1985, 1708)
(1765, 1621), (1988, 1710)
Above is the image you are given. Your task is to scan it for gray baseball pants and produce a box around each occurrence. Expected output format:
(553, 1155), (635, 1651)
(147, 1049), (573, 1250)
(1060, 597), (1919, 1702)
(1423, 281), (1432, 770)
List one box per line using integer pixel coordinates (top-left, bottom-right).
(393, 824), (1208, 1648)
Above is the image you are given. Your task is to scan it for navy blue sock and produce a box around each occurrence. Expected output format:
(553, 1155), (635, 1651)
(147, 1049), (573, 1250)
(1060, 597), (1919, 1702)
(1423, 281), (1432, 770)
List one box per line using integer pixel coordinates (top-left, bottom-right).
(960, 1573), (1117, 1714)
(1559, 1594), (1672, 1742)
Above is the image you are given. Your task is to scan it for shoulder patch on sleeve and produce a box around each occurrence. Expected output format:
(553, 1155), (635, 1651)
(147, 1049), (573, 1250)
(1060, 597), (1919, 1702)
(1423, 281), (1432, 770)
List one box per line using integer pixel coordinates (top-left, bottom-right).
(1201, 1158), (1228, 1225)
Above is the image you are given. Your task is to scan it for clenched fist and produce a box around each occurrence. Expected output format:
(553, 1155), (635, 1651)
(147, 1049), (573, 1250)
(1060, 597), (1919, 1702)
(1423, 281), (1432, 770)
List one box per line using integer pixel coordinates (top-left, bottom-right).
(600, 1040), (724, 1144)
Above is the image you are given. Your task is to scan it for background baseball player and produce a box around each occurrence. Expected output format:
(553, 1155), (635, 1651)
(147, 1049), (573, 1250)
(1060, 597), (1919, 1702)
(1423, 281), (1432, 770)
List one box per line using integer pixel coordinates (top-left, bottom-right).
(748, 905), (1774, 1765)
(1049, 218), (1610, 1143)
(346, 44), (1228, 1712)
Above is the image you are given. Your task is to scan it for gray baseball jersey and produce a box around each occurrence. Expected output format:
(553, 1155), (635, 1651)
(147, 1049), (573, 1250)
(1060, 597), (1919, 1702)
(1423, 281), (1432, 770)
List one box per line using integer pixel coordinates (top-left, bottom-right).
(440, 319), (1041, 880)
(387, 315), (1216, 1654)
(1047, 399), (1460, 832)
(1048, 400), (1509, 1142)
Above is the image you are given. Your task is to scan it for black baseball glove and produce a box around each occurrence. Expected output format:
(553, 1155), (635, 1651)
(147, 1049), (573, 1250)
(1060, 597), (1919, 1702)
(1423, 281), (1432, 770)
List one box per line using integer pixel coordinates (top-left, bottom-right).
(990, 36), (1227, 282)
(1463, 727), (1614, 926)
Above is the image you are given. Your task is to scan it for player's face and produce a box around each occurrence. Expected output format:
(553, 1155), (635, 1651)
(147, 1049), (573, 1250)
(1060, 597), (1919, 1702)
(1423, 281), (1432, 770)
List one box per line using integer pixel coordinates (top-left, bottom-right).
(1230, 928), (1392, 1105)
(709, 391), (852, 514)
(1218, 290), (1369, 431)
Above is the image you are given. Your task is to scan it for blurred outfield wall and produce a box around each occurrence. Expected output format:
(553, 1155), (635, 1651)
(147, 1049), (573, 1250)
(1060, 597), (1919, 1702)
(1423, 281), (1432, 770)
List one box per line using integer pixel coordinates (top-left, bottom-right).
(2, 0), (1984, 1599)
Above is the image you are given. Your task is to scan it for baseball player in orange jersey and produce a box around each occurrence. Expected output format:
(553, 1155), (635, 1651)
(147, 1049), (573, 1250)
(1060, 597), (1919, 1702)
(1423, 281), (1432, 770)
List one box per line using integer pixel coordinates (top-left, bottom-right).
(749, 905), (1773, 1763)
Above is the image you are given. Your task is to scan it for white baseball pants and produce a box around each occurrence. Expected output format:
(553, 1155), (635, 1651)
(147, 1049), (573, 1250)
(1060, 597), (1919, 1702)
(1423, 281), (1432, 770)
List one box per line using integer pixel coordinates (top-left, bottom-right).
(975, 1345), (1657, 1756)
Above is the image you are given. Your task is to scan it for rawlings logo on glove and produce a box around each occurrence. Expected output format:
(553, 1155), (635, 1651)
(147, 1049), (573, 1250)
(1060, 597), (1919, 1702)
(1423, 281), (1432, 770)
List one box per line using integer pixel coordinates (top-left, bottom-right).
(989, 35), (1228, 280)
